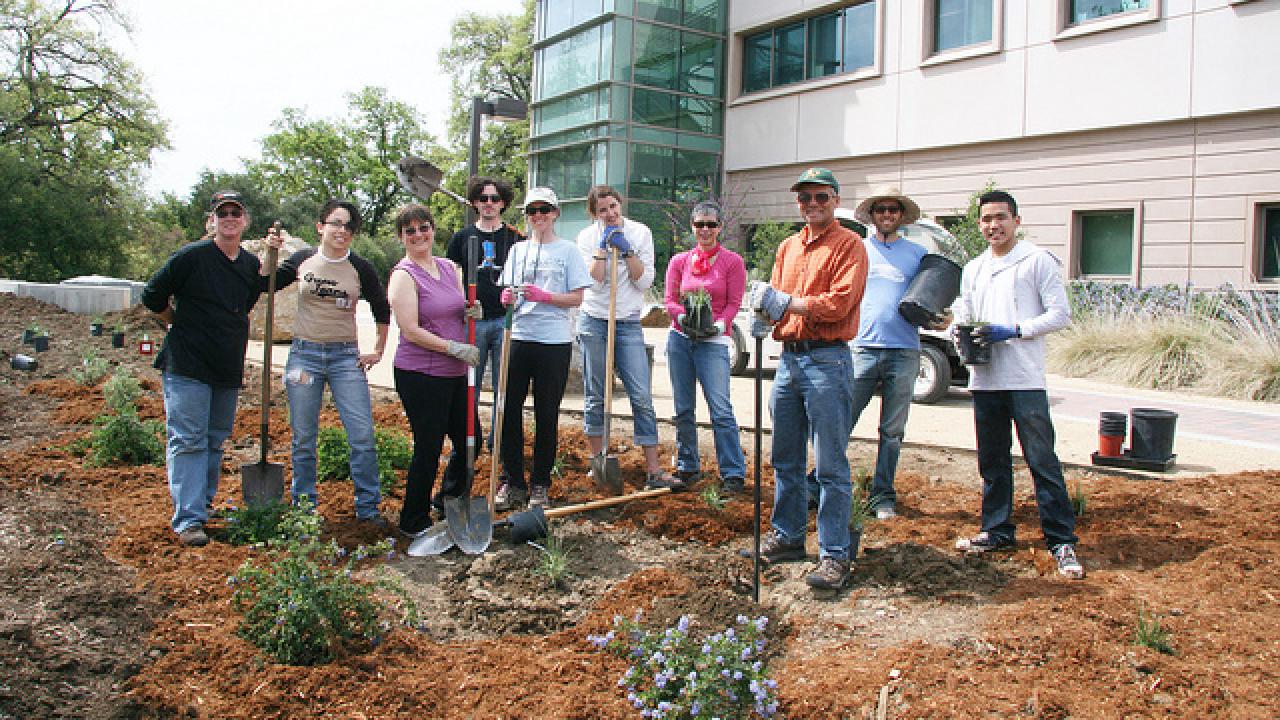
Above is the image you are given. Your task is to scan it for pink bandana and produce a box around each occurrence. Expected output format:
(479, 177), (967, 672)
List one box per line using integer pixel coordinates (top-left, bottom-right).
(690, 243), (721, 277)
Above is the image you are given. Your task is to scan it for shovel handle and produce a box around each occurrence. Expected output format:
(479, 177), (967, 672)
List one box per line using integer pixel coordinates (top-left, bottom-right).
(542, 487), (670, 520)
(601, 246), (618, 449)
(259, 225), (281, 464)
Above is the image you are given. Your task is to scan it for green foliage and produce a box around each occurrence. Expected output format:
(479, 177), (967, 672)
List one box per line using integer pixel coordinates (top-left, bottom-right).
(102, 371), (142, 413)
(849, 464), (876, 529)
(530, 533), (570, 589)
(352, 232), (406, 288)
(222, 500), (304, 547)
(1070, 480), (1088, 518)
(88, 409), (163, 467)
(70, 349), (111, 386)
(937, 179), (1005, 265)
(744, 220), (798, 281)
(589, 613), (780, 719)
(316, 426), (412, 493)
(700, 484), (728, 511)
(228, 516), (417, 666)
(1134, 603), (1174, 655)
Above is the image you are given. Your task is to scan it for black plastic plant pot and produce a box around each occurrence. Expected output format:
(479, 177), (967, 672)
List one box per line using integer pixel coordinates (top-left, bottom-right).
(32, 335), (49, 353)
(90, 323), (104, 336)
(955, 325), (991, 365)
(898, 253), (962, 327)
(111, 331), (125, 348)
(22, 329), (35, 344)
(10, 354), (38, 371)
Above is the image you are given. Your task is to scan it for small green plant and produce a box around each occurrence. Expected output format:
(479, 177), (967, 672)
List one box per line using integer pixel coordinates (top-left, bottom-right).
(102, 370), (142, 413)
(70, 349), (111, 386)
(316, 426), (412, 493)
(589, 613), (779, 719)
(1134, 603), (1174, 655)
(700, 484), (727, 511)
(88, 370), (162, 467)
(1070, 480), (1088, 518)
(550, 453), (567, 480)
(849, 465), (876, 529)
(530, 533), (571, 589)
(223, 499), (301, 546)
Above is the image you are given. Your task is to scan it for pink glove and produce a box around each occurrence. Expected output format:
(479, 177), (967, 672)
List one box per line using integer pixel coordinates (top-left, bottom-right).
(500, 287), (516, 305)
(523, 284), (553, 304)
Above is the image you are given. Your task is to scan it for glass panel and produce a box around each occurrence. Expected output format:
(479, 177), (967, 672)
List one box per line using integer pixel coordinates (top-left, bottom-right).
(533, 144), (596, 201)
(632, 88), (680, 128)
(679, 33), (721, 97)
(534, 90), (600, 136)
(613, 17), (632, 82)
(1263, 207), (1280, 279)
(773, 22), (805, 87)
(635, 0), (680, 24)
(543, 0), (574, 38)
(632, 125), (678, 145)
(675, 149), (719, 197)
(1070, 0), (1149, 25)
(679, 96), (721, 135)
(607, 140), (629, 188)
(540, 27), (602, 98)
(844, 1), (876, 71)
(557, 199), (591, 241)
(683, 0), (722, 32)
(935, 0), (993, 53)
(629, 143), (675, 200)
(676, 132), (722, 152)
(808, 12), (842, 79)
(1079, 212), (1134, 276)
(634, 22), (680, 90)
(628, 201), (678, 269)
(743, 31), (772, 93)
(574, 0), (603, 27)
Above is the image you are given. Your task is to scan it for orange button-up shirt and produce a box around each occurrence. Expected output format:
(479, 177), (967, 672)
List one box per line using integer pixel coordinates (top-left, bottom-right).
(769, 221), (868, 343)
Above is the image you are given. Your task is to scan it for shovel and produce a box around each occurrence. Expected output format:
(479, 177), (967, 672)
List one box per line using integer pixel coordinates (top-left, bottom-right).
(589, 245), (624, 495)
(396, 155), (469, 206)
(751, 319), (765, 603)
(499, 487), (671, 543)
(241, 230), (285, 507)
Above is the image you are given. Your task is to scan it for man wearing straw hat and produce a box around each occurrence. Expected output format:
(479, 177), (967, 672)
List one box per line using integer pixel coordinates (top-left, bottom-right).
(847, 186), (952, 520)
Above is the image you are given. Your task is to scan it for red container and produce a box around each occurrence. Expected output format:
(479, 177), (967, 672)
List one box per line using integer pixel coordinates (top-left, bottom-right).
(1098, 434), (1123, 457)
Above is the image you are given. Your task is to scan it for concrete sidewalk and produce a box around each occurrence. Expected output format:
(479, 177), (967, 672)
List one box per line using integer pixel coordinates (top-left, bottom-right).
(247, 306), (1280, 480)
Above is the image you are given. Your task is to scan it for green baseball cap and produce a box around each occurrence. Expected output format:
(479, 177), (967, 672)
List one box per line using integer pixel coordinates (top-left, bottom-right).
(789, 167), (839, 194)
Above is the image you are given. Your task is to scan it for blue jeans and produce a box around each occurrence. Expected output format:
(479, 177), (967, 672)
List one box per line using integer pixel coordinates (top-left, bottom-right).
(972, 390), (1078, 549)
(666, 330), (746, 479)
(770, 345), (855, 561)
(473, 316), (505, 447)
(163, 372), (238, 533)
(577, 314), (658, 445)
(285, 340), (380, 519)
(851, 347), (919, 510)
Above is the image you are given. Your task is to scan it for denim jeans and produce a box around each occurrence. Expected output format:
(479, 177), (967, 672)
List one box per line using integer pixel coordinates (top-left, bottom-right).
(577, 314), (658, 445)
(285, 340), (380, 519)
(666, 330), (746, 479)
(851, 347), (919, 510)
(770, 345), (855, 561)
(163, 372), (238, 533)
(473, 316), (505, 448)
(971, 389), (1078, 549)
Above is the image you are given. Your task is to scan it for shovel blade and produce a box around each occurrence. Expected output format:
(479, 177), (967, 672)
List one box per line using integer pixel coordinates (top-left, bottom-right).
(443, 495), (493, 555)
(240, 462), (285, 508)
(406, 523), (455, 556)
(589, 454), (624, 496)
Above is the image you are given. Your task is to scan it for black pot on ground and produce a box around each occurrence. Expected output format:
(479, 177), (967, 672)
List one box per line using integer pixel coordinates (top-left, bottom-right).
(22, 329), (35, 344)
(32, 335), (49, 353)
(955, 324), (991, 365)
(898, 253), (962, 327)
(1130, 408), (1178, 461)
(90, 322), (104, 336)
(10, 354), (38, 371)
(111, 331), (125, 348)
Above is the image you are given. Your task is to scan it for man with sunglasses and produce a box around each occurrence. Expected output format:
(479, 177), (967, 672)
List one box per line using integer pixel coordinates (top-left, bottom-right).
(142, 190), (283, 547)
(845, 186), (952, 521)
(749, 167), (868, 593)
(446, 176), (524, 450)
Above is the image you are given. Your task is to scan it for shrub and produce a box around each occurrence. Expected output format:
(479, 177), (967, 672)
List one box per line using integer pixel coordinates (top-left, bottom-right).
(316, 426), (412, 493)
(88, 370), (163, 467)
(70, 349), (111, 386)
(102, 370), (142, 413)
(223, 499), (309, 546)
(1134, 603), (1174, 655)
(589, 613), (779, 720)
(744, 220), (797, 281)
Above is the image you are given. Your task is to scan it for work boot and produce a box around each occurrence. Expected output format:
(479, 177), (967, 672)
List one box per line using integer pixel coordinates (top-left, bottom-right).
(805, 557), (851, 591)
(358, 512), (393, 533)
(494, 482), (527, 512)
(955, 531), (1015, 555)
(759, 531), (806, 563)
(179, 525), (209, 547)
(528, 485), (550, 510)
(720, 476), (745, 495)
(645, 471), (688, 491)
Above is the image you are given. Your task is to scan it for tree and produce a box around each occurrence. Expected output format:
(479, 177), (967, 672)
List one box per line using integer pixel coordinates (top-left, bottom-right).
(0, 0), (168, 281)
(938, 179), (1005, 264)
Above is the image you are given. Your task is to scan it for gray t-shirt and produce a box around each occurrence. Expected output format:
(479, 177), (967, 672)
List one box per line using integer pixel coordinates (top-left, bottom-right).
(499, 236), (593, 344)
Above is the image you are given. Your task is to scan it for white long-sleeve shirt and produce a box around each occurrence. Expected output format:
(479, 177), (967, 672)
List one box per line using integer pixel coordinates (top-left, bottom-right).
(575, 217), (657, 322)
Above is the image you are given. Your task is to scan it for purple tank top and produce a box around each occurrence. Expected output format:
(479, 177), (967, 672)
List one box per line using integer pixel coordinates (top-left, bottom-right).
(393, 257), (467, 377)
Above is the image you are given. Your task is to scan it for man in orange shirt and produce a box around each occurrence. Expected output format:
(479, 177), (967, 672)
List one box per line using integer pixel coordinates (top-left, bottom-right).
(750, 167), (869, 592)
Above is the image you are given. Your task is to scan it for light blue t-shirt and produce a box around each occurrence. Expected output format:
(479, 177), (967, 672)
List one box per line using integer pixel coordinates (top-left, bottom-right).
(855, 232), (927, 349)
(499, 236), (593, 344)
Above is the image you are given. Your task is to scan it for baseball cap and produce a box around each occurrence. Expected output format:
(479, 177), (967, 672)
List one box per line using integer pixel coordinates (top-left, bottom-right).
(789, 168), (840, 194)
(208, 190), (246, 212)
(521, 187), (560, 209)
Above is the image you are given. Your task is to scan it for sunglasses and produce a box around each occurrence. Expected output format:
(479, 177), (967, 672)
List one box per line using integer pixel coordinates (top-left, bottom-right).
(475, 193), (504, 204)
(323, 219), (356, 232)
(692, 221), (720, 229)
(796, 192), (832, 205)
(871, 204), (902, 215)
(524, 205), (556, 216)
(215, 207), (243, 218)
(401, 224), (433, 236)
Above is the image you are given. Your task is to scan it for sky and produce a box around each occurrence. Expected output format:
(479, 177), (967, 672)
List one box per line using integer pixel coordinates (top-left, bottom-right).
(113, 0), (525, 198)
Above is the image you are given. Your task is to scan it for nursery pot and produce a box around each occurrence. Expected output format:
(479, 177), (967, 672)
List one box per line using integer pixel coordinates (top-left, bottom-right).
(10, 354), (38, 371)
(22, 329), (35, 344)
(954, 325), (991, 365)
(1098, 411), (1127, 457)
(138, 335), (154, 355)
(1130, 408), (1178, 462)
(90, 322), (104, 336)
(111, 331), (125, 348)
(898, 253), (962, 327)
(32, 335), (49, 353)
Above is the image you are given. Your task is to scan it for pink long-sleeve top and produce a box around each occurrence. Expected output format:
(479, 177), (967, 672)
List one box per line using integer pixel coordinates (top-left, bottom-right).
(663, 245), (747, 336)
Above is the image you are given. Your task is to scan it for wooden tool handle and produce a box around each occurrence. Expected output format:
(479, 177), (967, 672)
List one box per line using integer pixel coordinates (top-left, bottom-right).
(543, 487), (670, 519)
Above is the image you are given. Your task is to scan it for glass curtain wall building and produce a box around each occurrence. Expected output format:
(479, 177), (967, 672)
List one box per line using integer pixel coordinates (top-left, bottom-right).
(531, 0), (726, 263)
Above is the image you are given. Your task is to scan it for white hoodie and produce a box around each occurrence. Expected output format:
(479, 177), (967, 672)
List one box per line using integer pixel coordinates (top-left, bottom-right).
(956, 240), (1071, 391)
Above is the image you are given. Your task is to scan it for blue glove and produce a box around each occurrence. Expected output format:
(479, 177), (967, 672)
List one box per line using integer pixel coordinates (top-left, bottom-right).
(749, 281), (791, 322)
(606, 228), (632, 254)
(975, 324), (1020, 345)
(750, 311), (773, 339)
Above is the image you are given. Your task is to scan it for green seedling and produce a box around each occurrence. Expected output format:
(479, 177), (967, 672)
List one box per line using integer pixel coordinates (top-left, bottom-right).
(1134, 603), (1174, 655)
(529, 533), (570, 589)
(1071, 480), (1088, 518)
(700, 484), (727, 511)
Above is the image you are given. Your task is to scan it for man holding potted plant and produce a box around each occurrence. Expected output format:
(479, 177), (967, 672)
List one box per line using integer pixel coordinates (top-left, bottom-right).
(953, 190), (1083, 579)
(142, 190), (284, 547)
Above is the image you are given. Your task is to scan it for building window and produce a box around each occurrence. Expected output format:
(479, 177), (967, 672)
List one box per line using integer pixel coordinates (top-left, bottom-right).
(934, 0), (993, 53)
(740, 1), (878, 94)
(1261, 205), (1280, 281)
(1077, 211), (1135, 277)
(539, 25), (605, 99)
(1068, 0), (1148, 26)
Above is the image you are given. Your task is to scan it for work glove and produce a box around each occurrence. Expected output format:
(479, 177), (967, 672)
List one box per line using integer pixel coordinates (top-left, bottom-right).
(598, 226), (632, 254)
(750, 311), (773, 339)
(500, 287), (517, 306)
(445, 340), (481, 367)
(749, 281), (791, 322)
(929, 309), (954, 332)
(975, 324), (1020, 345)
(522, 283), (553, 304)
(463, 301), (483, 320)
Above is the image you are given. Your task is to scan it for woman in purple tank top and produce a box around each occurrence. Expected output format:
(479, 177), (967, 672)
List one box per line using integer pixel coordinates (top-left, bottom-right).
(386, 204), (483, 538)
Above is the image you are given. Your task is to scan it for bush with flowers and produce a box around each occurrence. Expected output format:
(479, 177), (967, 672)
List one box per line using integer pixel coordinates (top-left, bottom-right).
(588, 612), (779, 719)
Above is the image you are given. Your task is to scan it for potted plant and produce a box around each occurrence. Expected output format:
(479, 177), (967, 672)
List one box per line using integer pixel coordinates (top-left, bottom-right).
(954, 320), (991, 365)
(23, 323), (41, 345)
(111, 324), (126, 349)
(680, 287), (717, 339)
(32, 327), (50, 353)
(90, 315), (105, 336)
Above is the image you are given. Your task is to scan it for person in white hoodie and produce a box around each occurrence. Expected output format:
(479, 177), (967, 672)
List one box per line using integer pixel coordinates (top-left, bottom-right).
(952, 190), (1084, 580)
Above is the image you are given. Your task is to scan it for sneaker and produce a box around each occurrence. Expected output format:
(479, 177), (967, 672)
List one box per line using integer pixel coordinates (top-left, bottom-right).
(1052, 543), (1085, 579)
(805, 556), (851, 591)
(528, 485), (550, 510)
(644, 471), (688, 491)
(720, 476), (745, 495)
(494, 482), (528, 512)
(178, 525), (209, 547)
(358, 512), (393, 532)
(759, 531), (806, 563)
(875, 505), (898, 521)
(955, 531), (1015, 555)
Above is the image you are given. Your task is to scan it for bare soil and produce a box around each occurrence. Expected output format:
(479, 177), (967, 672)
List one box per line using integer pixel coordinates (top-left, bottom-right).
(1, 292), (1278, 719)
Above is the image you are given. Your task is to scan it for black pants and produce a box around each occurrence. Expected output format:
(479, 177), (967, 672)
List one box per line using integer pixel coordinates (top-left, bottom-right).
(500, 340), (571, 490)
(394, 368), (470, 535)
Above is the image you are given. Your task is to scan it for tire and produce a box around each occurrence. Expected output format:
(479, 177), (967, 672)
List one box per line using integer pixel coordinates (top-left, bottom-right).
(730, 323), (749, 376)
(913, 343), (952, 404)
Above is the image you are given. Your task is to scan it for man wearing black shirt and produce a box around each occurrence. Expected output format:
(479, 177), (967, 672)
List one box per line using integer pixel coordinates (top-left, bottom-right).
(446, 176), (524, 448)
(142, 190), (283, 547)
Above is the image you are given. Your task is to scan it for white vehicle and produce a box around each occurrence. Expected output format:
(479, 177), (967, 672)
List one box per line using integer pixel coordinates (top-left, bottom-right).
(728, 215), (968, 404)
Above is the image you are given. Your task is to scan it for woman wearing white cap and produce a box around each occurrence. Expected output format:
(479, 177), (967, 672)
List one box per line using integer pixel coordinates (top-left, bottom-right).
(493, 187), (594, 512)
